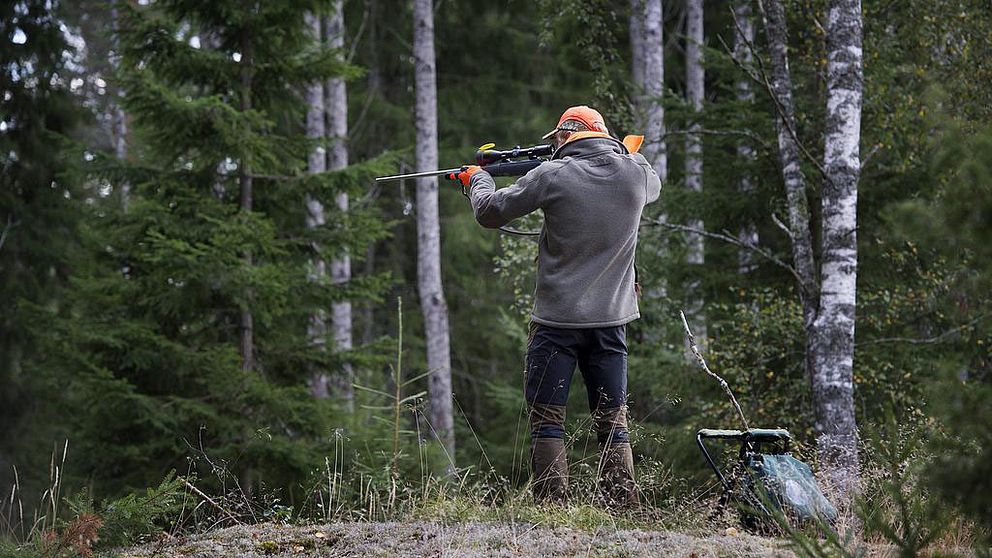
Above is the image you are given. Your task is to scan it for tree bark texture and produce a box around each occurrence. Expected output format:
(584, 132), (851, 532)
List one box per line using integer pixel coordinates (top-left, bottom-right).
(629, 0), (646, 93)
(684, 0), (704, 266)
(325, 0), (354, 406)
(239, 32), (255, 373)
(111, 0), (129, 210)
(758, 0), (861, 499)
(734, 0), (758, 273)
(413, 0), (455, 463)
(811, 0), (863, 498)
(758, 0), (818, 320)
(683, 0), (706, 343)
(641, 0), (667, 182)
(305, 13), (331, 399)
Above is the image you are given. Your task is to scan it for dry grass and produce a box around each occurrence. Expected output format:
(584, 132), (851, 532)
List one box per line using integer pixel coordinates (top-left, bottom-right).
(120, 520), (795, 558)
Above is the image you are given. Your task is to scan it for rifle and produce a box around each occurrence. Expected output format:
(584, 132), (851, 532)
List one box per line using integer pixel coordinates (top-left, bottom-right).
(374, 143), (553, 186)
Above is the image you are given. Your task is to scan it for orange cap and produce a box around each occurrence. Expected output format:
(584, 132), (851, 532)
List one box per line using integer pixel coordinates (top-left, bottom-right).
(542, 105), (608, 140)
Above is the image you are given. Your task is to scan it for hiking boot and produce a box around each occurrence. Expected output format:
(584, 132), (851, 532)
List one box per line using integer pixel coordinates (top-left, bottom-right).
(531, 437), (569, 504)
(594, 406), (638, 509)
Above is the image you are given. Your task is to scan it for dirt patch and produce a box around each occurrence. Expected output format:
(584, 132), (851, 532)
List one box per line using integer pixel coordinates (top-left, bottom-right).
(121, 521), (794, 557)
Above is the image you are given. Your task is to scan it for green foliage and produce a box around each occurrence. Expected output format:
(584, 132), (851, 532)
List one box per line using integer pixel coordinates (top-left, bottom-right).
(859, 420), (955, 558)
(2, 0), (991, 549)
(0, 0), (87, 493)
(66, 473), (186, 549)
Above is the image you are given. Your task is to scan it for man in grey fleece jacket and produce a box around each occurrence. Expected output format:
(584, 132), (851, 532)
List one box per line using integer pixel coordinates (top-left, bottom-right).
(457, 106), (661, 506)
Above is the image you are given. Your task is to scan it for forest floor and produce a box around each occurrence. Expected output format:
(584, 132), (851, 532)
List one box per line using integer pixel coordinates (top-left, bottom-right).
(119, 520), (798, 557)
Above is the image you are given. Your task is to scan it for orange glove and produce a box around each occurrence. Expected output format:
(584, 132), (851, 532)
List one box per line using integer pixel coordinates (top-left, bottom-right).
(446, 165), (483, 188)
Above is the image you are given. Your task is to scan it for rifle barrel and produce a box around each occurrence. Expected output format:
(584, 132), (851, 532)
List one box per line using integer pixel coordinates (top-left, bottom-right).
(374, 167), (462, 182)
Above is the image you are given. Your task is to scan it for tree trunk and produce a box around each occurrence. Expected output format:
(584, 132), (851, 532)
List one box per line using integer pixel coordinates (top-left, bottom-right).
(758, 0), (861, 499)
(629, 0), (646, 94)
(642, 0), (667, 182)
(758, 0), (818, 319)
(684, 0), (703, 261)
(238, 32), (254, 373)
(811, 0), (863, 499)
(684, 0), (705, 339)
(734, 0), (758, 273)
(304, 13), (330, 398)
(111, 0), (129, 210)
(325, 0), (354, 407)
(413, 0), (455, 464)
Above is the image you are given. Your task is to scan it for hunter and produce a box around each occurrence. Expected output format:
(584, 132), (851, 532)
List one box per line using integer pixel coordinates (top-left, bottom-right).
(452, 106), (662, 506)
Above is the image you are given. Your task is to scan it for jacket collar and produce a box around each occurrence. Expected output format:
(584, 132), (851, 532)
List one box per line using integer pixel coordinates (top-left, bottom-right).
(552, 132), (628, 160)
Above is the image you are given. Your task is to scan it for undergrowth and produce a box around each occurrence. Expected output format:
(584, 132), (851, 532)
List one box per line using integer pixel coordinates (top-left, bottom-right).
(0, 301), (985, 557)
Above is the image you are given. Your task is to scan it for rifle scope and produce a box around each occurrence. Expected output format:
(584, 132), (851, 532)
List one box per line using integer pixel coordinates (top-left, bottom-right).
(475, 144), (553, 166)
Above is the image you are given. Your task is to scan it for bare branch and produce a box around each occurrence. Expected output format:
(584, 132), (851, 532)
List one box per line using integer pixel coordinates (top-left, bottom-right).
(660, 128), (772, 151)
(179, 477), (243, 525)
(0, 215), (21, 253)
(645, 218), (803, 284)
(771, 212), (792, 241)
(346, 1), (371, 64)
(723, 5), (829, 181)
(862, 143), (882, 170)
(680, 310), (749, 431)
(858, 315), (987, 347)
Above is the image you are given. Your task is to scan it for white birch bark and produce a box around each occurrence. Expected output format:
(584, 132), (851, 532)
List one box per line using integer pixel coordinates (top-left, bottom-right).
(734, 0), (758, 273)
(324, 1), (354, 407)
(630, 0), (646, 94)
(111, 0), (129, 210)
(305, 13), (331, 399)
(812, 0), (863, 498)
(684, 0), (703, 262)
(758, 0), (861, 499)
(642, 0), (667, 183)
(238, 32), (255, 373)
(684, 0), (705, 340)
(758, 0), (818, 319)
(413, 0), (455, 463)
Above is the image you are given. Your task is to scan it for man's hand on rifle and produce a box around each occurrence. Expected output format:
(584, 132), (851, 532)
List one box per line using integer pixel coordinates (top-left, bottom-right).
(446, 165), (483, 188)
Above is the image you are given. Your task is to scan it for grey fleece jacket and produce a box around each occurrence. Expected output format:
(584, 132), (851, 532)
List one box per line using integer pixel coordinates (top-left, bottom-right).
(469, 136), (661, 328)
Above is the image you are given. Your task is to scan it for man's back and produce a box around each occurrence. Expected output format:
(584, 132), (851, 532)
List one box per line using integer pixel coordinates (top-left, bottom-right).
(469, 134), (661, 327)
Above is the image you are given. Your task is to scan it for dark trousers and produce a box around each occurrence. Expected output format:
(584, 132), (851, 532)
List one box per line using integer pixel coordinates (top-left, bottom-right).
(524, 322), (635, 504)
(525, 323), (629, 444)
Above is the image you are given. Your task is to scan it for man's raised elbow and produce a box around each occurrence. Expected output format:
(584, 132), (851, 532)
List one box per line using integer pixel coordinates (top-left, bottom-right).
(475, 210), (505, 229)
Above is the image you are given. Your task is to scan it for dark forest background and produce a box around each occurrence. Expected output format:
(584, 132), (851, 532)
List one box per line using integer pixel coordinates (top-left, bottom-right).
(1, 0), (990, 552)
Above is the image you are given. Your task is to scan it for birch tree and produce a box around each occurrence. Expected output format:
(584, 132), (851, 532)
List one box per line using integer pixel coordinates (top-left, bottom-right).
(684, 0), (705, 337)
(238, 25), (255, 373)
(305, 13), (330, 398)
(325, 0), (354, 406)
(629, 0), (646, 94)
(641, 0), (667, 182)
(734, 0), (758, 273)
(684, 0), (703, 260)
(109, 0), (130, 210)
(413, 0), (455, 462)
(757, 0), (862, 498)
(812, 0), (863, 496)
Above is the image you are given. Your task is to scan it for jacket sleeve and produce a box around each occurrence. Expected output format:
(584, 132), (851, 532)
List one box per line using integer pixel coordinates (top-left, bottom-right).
(631, 153), (662, 204)
(468, 166), (551, 228)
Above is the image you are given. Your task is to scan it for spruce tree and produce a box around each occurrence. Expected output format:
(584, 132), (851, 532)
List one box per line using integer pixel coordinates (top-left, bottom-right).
(0, 0), (85, 486)
(34, 0), (390, 494)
